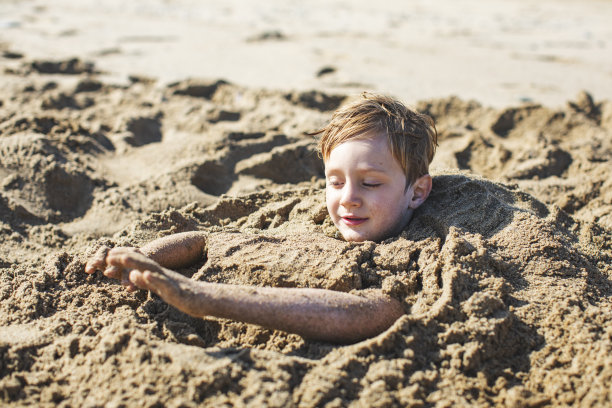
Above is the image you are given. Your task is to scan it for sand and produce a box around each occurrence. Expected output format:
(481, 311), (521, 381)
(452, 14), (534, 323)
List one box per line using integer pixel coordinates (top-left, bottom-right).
(1, 1), (611, 407)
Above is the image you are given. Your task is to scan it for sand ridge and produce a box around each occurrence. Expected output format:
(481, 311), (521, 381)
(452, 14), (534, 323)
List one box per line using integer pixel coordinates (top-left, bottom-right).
(0, 56), (610, 406)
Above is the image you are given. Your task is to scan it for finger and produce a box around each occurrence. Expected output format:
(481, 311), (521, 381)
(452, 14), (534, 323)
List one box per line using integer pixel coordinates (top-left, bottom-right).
(103, 265), (123, 279)
(107, 251), (162, 273)
(85, 245), (110, 274)
(141, 270), (173, 295)
(129, 269), (153, 291)
(131, 270), (182, 305)
(120, 268), (132, 287)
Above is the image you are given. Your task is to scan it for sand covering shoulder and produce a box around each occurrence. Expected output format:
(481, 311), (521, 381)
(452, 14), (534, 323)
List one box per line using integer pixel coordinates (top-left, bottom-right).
(0, 66), (611, 406)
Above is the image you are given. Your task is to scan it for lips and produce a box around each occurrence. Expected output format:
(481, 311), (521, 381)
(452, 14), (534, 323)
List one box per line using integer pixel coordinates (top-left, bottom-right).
(341, 216), (368, 226)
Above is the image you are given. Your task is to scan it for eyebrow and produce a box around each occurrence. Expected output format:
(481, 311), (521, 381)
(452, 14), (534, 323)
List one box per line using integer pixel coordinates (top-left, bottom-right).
(325, 165), (388, 175)
(357, 165), (387, 173)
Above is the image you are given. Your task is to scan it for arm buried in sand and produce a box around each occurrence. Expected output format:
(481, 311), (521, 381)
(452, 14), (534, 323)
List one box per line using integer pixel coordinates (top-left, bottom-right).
(85, 231), (404, 344)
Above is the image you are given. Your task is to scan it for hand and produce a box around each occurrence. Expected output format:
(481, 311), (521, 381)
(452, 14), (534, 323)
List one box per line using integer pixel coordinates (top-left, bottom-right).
(85, 245), (142, 292)
(105, 248), (188, 307)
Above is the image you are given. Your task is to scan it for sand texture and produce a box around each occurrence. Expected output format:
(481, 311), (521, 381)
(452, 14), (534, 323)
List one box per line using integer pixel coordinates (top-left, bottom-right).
(0, 62), (610, 407)
(1, 1), (612, 406)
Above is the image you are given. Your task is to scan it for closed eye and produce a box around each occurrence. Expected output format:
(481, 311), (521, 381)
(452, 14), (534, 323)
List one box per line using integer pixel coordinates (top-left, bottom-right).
(363, 183), (381, 188)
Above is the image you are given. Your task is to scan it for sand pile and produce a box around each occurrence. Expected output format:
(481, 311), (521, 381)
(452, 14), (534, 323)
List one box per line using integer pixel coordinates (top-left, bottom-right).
(0, 59), (610, 407)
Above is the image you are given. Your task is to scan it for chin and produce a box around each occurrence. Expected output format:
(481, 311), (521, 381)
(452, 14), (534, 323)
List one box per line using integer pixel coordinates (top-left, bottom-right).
(342, 235), (367, 242)
(339, 228), (378, 243)
(339, 223), (404, 243)
(337, 229), (364, 242)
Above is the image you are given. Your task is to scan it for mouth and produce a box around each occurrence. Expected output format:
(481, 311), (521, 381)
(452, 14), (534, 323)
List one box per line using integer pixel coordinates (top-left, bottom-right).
(341, 216), (368, 226)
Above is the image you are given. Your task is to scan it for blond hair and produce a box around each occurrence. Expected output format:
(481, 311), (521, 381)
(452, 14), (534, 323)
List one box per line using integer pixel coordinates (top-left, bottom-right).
(315, 92), (438, 187)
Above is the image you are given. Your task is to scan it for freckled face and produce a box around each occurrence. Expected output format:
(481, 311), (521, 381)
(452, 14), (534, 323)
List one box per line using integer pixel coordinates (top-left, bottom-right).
(325, 133), (416, 242)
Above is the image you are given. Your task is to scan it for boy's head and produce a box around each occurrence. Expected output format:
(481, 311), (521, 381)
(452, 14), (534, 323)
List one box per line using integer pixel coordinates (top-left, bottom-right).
(315, 93), (438, 242)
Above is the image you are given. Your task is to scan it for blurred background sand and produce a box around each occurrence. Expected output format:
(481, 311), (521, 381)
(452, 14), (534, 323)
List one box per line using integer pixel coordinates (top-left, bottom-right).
(2, 0), (611, 107)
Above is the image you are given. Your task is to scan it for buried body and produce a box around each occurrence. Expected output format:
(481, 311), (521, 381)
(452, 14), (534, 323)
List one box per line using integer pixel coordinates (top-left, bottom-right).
(85, 93), (438, 344)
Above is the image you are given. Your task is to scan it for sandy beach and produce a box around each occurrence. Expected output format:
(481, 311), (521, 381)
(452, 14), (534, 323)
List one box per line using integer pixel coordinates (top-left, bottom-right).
(0, 0), (611, 406)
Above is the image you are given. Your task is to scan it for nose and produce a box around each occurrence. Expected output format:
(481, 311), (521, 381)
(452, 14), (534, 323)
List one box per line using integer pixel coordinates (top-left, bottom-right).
(339, 182), (361, 208)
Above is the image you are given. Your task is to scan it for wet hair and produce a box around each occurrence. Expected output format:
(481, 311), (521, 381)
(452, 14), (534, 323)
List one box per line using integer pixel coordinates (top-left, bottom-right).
(315, 92), (438, 187)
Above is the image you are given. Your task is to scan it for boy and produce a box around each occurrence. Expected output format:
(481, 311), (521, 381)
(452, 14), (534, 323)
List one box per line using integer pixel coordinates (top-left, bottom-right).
(85, 93), (438, 344)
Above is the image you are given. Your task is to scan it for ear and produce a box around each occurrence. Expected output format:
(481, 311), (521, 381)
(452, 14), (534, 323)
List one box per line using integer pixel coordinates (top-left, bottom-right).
(408, 174), (432, 209)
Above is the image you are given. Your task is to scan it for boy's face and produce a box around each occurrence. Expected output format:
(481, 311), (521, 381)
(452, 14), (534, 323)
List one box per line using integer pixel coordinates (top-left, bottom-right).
(325, 133), (428, 242)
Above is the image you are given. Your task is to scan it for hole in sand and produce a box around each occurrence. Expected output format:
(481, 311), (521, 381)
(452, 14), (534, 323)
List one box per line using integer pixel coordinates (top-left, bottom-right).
(44, 165), (94, 218)
(190, 161), (235, 196)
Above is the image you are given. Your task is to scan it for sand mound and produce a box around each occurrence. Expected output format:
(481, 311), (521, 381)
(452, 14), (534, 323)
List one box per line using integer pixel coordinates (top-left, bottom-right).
(1, 62), (610, 406)
(421, 92), (612, 228)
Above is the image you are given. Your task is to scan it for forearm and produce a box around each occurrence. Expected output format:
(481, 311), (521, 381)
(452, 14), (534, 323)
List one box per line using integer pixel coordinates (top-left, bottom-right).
(140, 231), (207, 269)
(105, 248), (403, 343)
(183, 283), (404, 343)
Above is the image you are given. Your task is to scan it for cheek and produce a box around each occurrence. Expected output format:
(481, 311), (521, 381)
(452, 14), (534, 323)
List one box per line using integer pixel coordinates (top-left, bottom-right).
(325, 189), (338, 211)
(372, 190), (410, 216)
